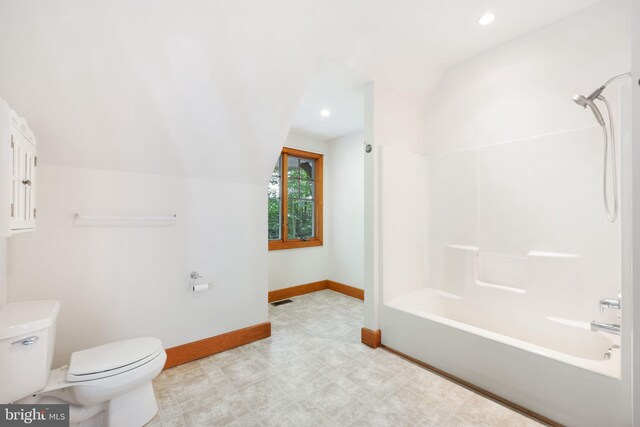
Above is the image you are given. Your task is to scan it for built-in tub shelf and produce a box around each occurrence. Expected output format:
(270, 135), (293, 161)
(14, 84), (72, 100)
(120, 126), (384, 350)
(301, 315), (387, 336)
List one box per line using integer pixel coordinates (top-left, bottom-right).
(73, 213), (178, 227)
(446, 244), (579, 259)
(446, 244), (580, 294)
(475, 280), (526, 294)
(528, 251), (579, 259)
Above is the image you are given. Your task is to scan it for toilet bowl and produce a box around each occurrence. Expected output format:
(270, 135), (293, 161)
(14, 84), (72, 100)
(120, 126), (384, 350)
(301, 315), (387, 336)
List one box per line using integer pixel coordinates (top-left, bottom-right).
(0, 300), (167, 427)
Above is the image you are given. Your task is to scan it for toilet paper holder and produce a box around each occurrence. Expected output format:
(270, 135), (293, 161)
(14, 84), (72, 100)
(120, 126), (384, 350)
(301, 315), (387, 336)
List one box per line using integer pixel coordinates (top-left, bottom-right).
(189, 271), (210, 293)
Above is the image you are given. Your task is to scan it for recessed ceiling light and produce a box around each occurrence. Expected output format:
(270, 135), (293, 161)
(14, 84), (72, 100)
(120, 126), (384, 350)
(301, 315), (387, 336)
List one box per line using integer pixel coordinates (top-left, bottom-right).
(478, 12), (495, 26)
(320, 108), (331, 117)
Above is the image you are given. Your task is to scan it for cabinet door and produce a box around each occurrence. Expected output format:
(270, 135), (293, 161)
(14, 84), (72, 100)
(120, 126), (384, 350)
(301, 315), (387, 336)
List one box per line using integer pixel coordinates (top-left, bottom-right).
(10, 129), (36, 233)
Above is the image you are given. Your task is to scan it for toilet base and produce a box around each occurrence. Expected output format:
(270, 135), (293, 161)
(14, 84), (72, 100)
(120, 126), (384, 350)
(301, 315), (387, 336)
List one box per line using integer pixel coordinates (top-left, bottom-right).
(105, 381), (158, 427)
(21, 381), (159, 427)
(16, 348), (165, 427)
(18, 395), (105, 427)
(72, 411), (104, 427)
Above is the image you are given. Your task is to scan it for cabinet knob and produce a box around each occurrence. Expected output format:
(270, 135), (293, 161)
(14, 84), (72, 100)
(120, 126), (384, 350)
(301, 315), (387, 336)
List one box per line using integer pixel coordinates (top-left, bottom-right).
(22, 179), (31, 186)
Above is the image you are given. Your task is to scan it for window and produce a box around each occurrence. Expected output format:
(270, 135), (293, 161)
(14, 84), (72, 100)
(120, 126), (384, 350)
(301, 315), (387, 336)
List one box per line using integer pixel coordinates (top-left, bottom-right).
(268, 147), (323, 250)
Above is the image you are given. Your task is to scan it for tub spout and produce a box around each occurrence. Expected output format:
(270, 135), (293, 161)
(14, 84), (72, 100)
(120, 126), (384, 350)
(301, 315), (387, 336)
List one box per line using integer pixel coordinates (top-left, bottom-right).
(590, 321), (620, 335)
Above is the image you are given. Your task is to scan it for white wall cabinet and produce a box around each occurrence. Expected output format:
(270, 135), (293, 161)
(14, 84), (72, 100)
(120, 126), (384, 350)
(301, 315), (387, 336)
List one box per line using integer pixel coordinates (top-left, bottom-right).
(10, 123), (37, 232)
(0, 97), (36, 236)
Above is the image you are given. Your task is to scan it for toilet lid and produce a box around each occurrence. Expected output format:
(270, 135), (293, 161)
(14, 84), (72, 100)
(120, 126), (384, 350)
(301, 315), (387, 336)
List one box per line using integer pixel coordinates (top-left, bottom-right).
(67, 337), (163, 382)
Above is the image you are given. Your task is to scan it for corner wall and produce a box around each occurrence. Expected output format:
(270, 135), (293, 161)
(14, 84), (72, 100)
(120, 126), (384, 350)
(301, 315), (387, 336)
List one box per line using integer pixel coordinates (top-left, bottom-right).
(328, 131), (365, 289)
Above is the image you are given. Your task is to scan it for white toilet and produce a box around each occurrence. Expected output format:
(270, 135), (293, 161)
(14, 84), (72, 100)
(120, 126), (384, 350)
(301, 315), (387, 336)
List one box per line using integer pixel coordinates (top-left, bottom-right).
(0, 300), (167, 427)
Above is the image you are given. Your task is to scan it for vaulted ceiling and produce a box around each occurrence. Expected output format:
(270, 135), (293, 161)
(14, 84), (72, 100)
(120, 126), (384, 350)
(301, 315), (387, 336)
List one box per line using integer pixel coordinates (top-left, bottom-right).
(0, 0), (603, 184)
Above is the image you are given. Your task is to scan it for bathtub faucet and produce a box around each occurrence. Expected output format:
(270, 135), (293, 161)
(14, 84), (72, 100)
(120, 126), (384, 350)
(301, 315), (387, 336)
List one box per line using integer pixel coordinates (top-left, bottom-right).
(590, 321), (620, 335)
(591, 293), (621, 334)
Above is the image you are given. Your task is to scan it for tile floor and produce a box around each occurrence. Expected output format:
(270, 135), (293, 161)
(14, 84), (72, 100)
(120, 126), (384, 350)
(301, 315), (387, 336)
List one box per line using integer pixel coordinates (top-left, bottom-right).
(150, 290), (544, 426)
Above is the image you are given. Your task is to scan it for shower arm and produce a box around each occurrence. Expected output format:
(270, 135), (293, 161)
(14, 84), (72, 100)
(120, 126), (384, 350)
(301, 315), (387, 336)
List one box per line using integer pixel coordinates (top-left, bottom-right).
(603, 72), (632, 87)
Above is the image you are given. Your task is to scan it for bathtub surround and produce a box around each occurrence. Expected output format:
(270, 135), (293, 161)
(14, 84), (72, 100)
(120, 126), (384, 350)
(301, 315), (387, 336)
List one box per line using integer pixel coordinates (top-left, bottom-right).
(379, 1), (631, 426)
(423, 125), (622, 322)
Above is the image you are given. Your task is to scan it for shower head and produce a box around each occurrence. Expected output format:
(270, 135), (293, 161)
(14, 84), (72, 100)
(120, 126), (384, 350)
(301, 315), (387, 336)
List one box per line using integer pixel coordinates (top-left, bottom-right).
(572, 73), (632, 128)
(572, 94), (605, 127)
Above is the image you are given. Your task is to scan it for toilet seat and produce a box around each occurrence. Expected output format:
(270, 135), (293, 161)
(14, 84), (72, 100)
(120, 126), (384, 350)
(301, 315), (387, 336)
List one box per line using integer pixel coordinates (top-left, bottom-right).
(67, 337), (163, 382)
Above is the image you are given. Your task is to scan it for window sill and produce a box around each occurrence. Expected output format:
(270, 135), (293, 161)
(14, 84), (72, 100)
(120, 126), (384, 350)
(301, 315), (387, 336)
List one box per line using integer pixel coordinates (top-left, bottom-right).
(269, 239), (323, 251)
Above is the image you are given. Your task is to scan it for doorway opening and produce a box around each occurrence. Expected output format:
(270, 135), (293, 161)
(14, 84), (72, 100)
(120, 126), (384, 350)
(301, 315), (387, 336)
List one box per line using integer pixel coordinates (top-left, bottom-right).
(266, 57), (370, 344)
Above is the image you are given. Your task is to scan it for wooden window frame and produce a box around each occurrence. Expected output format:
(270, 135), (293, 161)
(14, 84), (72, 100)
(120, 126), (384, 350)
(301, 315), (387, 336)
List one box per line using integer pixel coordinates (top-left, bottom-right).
(269, 147), (323, 251)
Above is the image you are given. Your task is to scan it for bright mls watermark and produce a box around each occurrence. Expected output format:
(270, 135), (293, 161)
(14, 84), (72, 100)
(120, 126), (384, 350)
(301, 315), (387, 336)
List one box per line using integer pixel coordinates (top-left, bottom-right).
(0, 405), (69, 427)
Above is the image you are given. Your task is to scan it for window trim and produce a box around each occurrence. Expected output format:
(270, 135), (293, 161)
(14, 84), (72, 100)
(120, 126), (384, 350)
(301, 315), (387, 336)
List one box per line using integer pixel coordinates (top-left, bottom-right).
(269, 146), (323, 251)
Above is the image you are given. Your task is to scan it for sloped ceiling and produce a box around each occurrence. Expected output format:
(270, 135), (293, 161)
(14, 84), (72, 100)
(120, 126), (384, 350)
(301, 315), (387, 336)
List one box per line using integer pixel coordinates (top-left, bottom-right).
(291, 57), (367, 140)
(0, 0), (603, 184)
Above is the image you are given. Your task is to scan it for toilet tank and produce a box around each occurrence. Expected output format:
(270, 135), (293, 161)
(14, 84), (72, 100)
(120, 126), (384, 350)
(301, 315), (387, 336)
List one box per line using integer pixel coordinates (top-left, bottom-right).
(0, 300), (60, 403)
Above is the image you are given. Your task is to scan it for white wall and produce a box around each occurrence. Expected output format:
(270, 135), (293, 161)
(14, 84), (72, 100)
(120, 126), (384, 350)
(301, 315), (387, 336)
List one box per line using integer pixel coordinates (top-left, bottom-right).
(328, 131), (365, 288)
(7, 165), (268, 366)
(268, 131), (330, 291)
(372, 86), (426, 155)
(420, 0), (630, 323)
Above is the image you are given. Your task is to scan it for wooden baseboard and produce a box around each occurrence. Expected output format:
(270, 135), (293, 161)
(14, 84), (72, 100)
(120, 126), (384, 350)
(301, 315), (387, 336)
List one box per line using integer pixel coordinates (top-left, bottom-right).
(381, 345), (562, 427)
(327, 280), (364, 300)
(269, 280), (364, 303)
(268, 280), (327, 302)
(164, 322), (271, 369)
(361, 327), (381, 349)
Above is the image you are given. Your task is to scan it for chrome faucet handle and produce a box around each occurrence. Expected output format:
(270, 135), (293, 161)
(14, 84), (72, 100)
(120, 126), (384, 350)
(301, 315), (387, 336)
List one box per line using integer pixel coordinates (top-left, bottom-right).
(591, 321), (621, 335)
(599, 298), (621, 314)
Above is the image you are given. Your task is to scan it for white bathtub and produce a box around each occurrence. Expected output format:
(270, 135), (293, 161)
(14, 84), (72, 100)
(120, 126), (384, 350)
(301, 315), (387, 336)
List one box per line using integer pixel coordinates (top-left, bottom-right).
(383, 288), (624, 427)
